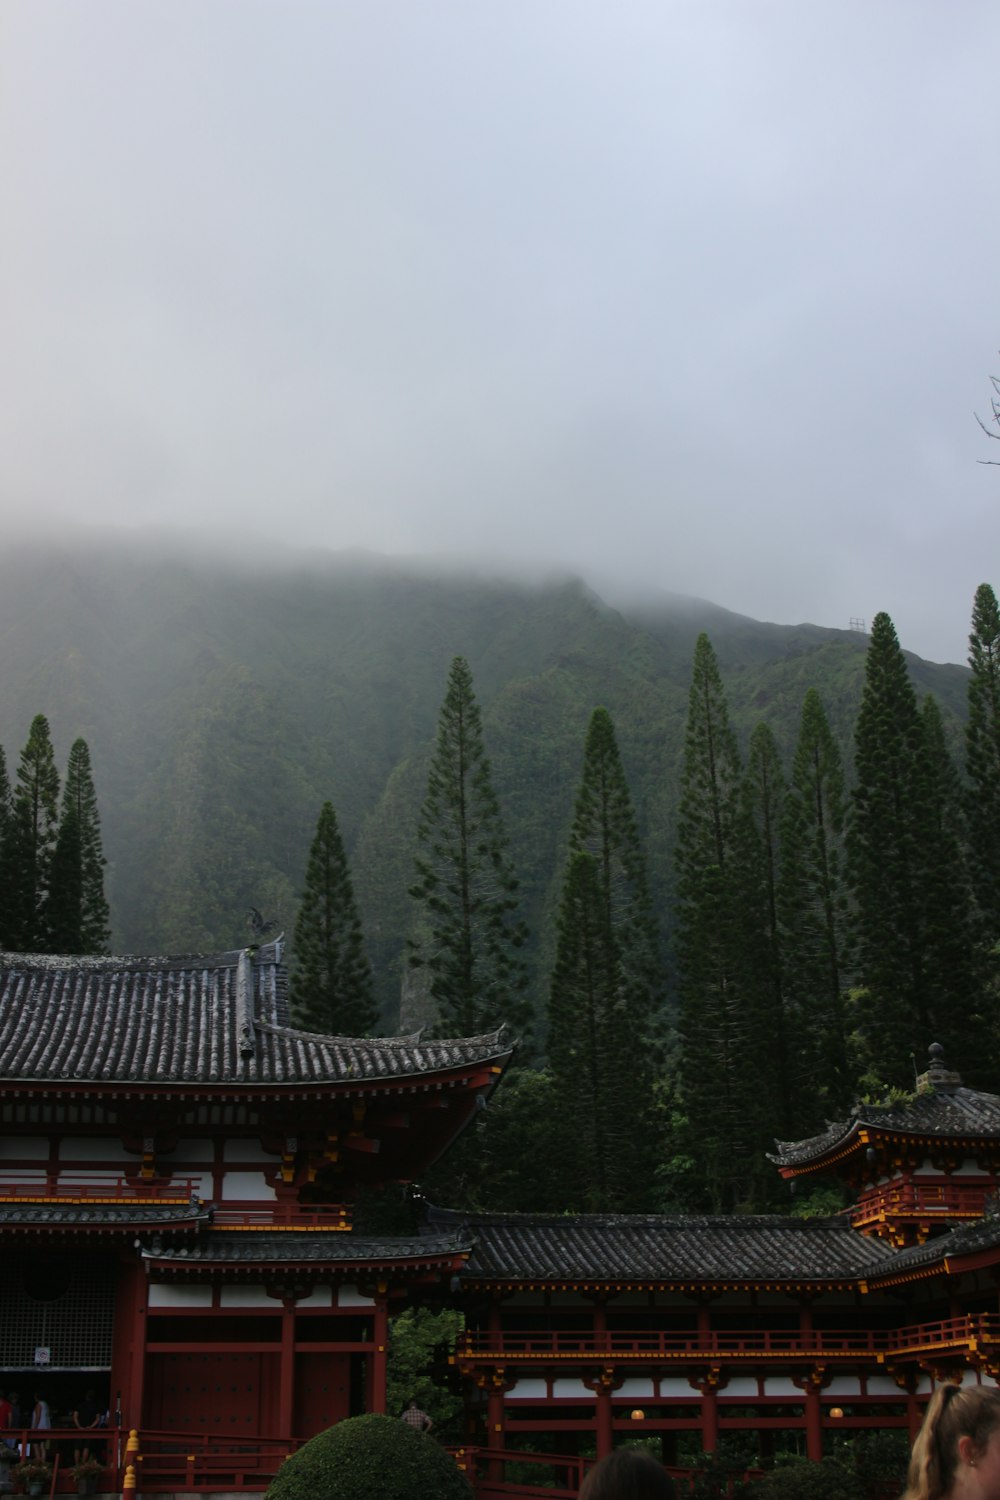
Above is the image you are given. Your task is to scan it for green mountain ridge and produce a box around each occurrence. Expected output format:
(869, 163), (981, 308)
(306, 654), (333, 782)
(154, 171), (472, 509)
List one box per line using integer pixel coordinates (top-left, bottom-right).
(0, 533), (972, 1031)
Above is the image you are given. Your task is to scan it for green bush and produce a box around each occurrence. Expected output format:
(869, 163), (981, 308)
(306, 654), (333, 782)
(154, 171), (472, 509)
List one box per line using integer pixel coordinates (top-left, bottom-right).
(265, 1414), (472, 1500)
(754, 1456), (864, 1500)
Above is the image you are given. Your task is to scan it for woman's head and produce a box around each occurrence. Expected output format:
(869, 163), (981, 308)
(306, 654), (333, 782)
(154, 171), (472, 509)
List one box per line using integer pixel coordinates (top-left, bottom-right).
(904, 1382), (1000, 1500)
(579, 1447), (675, 1500)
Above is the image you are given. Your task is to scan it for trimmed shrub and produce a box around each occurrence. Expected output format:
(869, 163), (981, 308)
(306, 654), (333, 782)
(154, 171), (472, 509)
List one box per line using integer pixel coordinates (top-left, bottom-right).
(754, 1457), (864, 1500)
(265, 1414), (472, 1500)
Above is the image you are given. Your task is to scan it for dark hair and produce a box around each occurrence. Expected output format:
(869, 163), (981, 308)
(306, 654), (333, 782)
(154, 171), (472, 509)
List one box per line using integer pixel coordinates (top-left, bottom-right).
(579, 1448), (675, 1500)
(902, 1382), (1000, 1500)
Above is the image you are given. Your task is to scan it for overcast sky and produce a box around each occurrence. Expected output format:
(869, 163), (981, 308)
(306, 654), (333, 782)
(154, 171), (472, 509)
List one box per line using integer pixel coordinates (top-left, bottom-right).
(2, 2), (999, 664)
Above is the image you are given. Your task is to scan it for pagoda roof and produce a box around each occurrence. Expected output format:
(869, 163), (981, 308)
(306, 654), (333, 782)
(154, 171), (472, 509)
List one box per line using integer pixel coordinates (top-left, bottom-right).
(770, 1047), (1000, 1172)
(428, 1208), (894, 1288)
(0, 945), (511, 1092)
(141, 1228), (471, 1274)
(0, 1201), (211, 1230)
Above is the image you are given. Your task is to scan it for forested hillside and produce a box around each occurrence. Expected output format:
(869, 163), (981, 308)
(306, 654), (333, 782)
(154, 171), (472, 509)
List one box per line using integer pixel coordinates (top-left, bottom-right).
(0, 532), (970, 1037)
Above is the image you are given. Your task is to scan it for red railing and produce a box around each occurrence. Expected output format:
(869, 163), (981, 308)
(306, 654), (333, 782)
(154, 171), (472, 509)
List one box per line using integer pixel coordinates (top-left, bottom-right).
(127, 1431), (300, 1491)
(0, 1176), (201, 1201)
(458, 1313), (1000, 1364)
(852, 1182), (991, 1224)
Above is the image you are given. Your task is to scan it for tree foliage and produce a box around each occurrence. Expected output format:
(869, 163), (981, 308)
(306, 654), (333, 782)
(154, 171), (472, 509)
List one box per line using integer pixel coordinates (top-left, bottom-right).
(409, 657), (529, 1038)
(674, 635), (772, 1210)
(7, 715), (61, 951)
(966, 582), (1000, 937)
(48, 739), (111, 955)
(547, 707), (662, 1209)
(290, 801), (377, 1035)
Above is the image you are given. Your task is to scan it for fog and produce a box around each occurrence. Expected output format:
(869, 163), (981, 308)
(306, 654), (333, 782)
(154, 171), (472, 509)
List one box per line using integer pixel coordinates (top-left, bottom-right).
(2, 1), (999, 664)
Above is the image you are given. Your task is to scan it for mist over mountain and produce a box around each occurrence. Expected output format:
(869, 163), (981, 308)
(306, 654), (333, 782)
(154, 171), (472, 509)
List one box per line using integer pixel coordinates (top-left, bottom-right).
(0, 532), (970, 1030)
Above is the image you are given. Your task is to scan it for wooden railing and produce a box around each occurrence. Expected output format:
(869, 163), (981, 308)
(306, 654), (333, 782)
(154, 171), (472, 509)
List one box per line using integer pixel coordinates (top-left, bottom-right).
(0, 1176), (201, 1202)
(458, 1313), (1000, 1364)
(852, 1182), (991, 1225)
(127, 1431), (300, 1490)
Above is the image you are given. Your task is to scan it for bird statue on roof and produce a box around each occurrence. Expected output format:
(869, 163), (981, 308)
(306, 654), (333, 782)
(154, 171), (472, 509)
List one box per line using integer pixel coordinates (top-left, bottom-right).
(247, 907), (278, 940)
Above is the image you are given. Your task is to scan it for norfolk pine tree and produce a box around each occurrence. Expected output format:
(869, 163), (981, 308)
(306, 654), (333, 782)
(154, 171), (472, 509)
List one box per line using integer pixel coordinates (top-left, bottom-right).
(409, 657), (529, 1038)
(848, 614), (985, 1087)
(674, 635), (772, 1210)
(547, 707), (662, 1210)
(290, 801), (377, 1036)
(0, 747), (12, 949)
(7, 715), (61, 951)
(965, 583), (1000, 940)
(778, 690), (850, 1125)
(48, 739), (111, 955)
(743, 722), (793, 1137)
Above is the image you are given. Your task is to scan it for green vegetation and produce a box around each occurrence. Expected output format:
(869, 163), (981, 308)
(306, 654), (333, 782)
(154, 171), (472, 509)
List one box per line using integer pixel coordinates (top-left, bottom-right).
(264, 1413), (471, 1500)
(289, 801), (376, 1035)
(408, 656), (529, 1039)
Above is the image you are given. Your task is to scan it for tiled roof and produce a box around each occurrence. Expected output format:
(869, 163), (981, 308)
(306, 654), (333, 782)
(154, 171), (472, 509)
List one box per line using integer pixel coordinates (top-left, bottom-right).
(0, 946), (511, 1088)
(141, 1229), (471, 1268)
(866, 1215), (1000, 1282)
(771, 1086), (1000, 1168)
(0, 1202), (211, 1228)
(427, 1209), (894, 1284)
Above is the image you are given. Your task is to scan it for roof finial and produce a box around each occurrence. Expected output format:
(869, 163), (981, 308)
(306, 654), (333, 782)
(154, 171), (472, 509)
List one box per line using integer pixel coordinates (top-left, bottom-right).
(916, 1041), (961, 1093)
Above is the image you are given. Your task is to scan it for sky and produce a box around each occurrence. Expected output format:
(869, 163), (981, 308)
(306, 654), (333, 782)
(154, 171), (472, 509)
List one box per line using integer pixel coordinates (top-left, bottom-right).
(2, 2), (999, 665)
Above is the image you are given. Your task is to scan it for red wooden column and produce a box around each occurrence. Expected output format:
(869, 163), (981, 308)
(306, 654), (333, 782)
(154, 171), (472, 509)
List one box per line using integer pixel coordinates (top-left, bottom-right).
(690, 1369), (724, 1455)
(278, 1297), (296, 1439)
(585, 1369), (622, 1462)
(371, 1289), (389, 1414)
(794, 1367), (828, 1462)
(125, 1262), (149, 1431)
(890, 1368), (922, 1443)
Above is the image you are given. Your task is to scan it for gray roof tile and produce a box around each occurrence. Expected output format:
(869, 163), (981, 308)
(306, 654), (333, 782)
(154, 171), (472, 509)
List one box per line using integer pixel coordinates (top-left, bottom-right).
(771, 1086), (1000, 1168)
(0, 946), (511, 1088)
(428, 1209), (894, 1284)
(142, 1229), (471, 1267)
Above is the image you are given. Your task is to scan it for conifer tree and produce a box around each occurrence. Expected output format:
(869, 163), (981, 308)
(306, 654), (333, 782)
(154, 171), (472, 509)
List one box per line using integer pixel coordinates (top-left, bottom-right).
(409, 657), (528, 1038)
(0, 747), (12, 950)
(546, 708), (662, 1210)
(743, 723), (793, 1135)
(674, 635), (771, 1210)
(965, 582), (1000, 938)
(48, 738), (111, 955)
(848, 615), (987, 1087)
(290, 801), (377, 1036)
(7, 715), (60, 951)
(778, 689), (850, 1124)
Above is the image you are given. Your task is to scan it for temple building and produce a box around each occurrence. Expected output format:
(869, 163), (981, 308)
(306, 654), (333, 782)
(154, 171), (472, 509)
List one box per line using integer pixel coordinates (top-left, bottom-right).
(4, 943), (1000, 1493)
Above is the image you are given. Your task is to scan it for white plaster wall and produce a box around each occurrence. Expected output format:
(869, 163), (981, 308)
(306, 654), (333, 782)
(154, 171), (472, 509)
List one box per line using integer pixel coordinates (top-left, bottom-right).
(219, 1286), (273, 1308)
(552, 1380), (593, 1400)
(825, 1377), (863, 1396)
(148, 1285), (213, 1308)
(723, 1378), (758, 1398)
(508, 1380), (547, 1401)
(295, 1287), (332, 1308)
(762, 1379), (803, 1397)
(220, 1171), (274, 1201)
(615, 1379), (655, 1398)
(338, 1286), (375, 1308)
(660, 1378), (697, 1398)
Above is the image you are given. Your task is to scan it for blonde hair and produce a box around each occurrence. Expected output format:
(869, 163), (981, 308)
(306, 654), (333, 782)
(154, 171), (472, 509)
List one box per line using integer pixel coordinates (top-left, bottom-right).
(902, 1382), (1000, 1500)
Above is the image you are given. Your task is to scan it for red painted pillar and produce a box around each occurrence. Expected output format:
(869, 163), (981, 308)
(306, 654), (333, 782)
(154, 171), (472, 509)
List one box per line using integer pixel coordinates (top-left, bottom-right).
(126, 1264), (148, 1432)
(593, 1297), (608, 1354)
(595, 1385), (613, 1461)
(690, 1370), (724, 1456)
(278, 1298), (296, 1439)
(794, 1369), (826, 1462)
(371, 1291), (389, 1414)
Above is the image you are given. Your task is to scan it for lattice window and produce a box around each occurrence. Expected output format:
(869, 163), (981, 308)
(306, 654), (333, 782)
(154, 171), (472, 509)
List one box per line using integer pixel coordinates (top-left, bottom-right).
(1, 1259), (115, 1368)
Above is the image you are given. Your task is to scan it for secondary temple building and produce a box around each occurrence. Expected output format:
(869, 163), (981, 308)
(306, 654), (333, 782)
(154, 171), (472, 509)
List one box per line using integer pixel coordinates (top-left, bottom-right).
(4, 942), (1000, 1485)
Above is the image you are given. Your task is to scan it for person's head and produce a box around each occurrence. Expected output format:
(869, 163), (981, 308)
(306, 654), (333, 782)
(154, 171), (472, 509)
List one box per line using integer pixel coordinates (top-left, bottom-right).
(904, 1382), (1000, 1500)
(579, 1448), (675, 1500)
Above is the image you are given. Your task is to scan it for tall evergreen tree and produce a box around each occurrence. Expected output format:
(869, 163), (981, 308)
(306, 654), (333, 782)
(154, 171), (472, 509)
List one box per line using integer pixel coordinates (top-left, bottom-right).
(48, 738), (111, 955)
(7, 715), (61, 951)
(409, 657), (529, 1038)
(848, 615), (987, 1087)
(674, 635), (771, 1210)
(0, 747), (12, 950)
(743, 722), (793, 1136)
(290, 801), (376, 1035)
(547, 708), (662, 1210)
(778, 689), (850, 1125)
(966, 583), (1000, 937)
